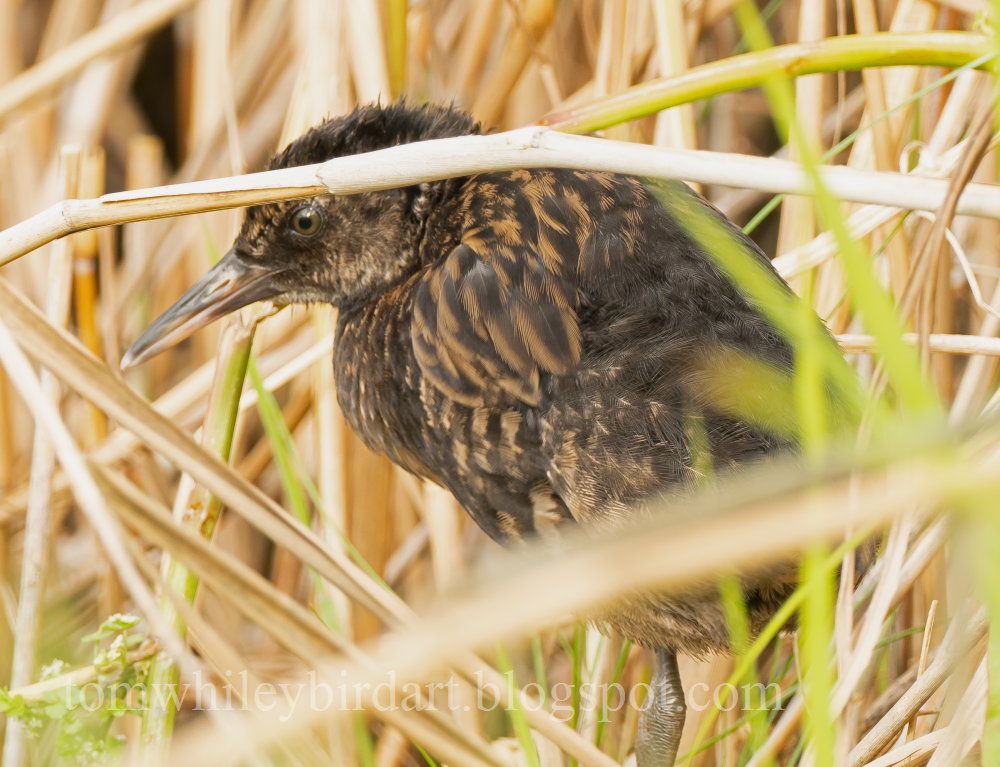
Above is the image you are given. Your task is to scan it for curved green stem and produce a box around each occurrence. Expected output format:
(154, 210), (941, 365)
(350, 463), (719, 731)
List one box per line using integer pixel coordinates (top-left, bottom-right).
(543, 32), (993, 133)
(139, 315), (254, 758)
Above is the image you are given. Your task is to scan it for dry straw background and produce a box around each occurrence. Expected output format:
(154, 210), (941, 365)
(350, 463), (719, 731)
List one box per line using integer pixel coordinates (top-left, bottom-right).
(0, 1), (999, 766)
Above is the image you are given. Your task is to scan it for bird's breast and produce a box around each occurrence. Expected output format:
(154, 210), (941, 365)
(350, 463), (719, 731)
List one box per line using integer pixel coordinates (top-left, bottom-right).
(333, 279), (571, 542)
(334, 279), (435, 480)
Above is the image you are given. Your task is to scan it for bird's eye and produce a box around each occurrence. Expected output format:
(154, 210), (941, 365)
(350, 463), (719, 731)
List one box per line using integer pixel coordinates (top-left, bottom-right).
(289, 205), (323, 237)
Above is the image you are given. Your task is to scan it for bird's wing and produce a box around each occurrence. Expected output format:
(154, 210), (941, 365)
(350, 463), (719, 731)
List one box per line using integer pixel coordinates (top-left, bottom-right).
(411, 237), (581, 407)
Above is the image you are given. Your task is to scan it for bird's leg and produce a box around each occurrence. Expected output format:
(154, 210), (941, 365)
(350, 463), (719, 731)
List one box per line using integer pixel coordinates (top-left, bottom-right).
(636, 648), (686, 766)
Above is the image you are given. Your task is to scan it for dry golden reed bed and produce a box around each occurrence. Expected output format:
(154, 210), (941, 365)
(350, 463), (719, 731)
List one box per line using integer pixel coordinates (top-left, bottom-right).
(0, 1), (998, 766)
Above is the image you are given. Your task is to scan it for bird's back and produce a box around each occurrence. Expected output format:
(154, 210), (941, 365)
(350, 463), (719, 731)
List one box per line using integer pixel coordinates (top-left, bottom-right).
(334, 166), (806, 651)
(336, 167), (796, 539)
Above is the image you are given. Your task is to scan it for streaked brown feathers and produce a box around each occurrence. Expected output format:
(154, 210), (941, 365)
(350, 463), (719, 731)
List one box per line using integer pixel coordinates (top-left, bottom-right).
(413, 207), (583, 407)
(213, 103), (825, 653)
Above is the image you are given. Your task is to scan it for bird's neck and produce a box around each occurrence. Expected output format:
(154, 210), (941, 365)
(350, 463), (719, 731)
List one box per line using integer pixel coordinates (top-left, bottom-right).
(333, 276), (435, 480)
(413, 176), (468, 267)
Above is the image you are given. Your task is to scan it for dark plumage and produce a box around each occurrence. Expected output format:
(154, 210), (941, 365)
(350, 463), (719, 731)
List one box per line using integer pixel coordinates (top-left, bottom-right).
(124, 101), (823, 765)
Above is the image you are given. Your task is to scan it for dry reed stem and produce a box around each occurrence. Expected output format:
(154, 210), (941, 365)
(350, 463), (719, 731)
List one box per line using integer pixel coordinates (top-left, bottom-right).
(0, 315), (192, 669)
(0, 0), (198, 120)
(0, 327), (329, 525)
(837, 333), (1000, 357)
(162, 447), (999, 767)
(4, 130), (1000, 267)
(848, 606), (988, 767)
(99, 467), (513, 767)
(0, 149), (78, 767)
(650, 0), (696, 151)
(774, 0), (823, 274)
(471, 0), (557, 124)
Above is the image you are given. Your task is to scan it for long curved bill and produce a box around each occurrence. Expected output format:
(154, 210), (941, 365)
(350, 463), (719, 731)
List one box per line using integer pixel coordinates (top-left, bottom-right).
(121, 249), (282, 369)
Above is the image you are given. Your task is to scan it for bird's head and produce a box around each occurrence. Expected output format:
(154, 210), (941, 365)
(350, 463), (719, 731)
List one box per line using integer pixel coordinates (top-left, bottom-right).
(122, 101), (479, 369)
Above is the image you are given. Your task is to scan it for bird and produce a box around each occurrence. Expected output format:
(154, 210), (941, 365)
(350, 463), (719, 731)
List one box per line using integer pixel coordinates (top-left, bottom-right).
(123, 101), (832, 765)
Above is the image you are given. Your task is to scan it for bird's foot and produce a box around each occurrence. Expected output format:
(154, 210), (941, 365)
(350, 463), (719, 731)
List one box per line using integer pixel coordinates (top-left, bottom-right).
(635, 649), (686, 766)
